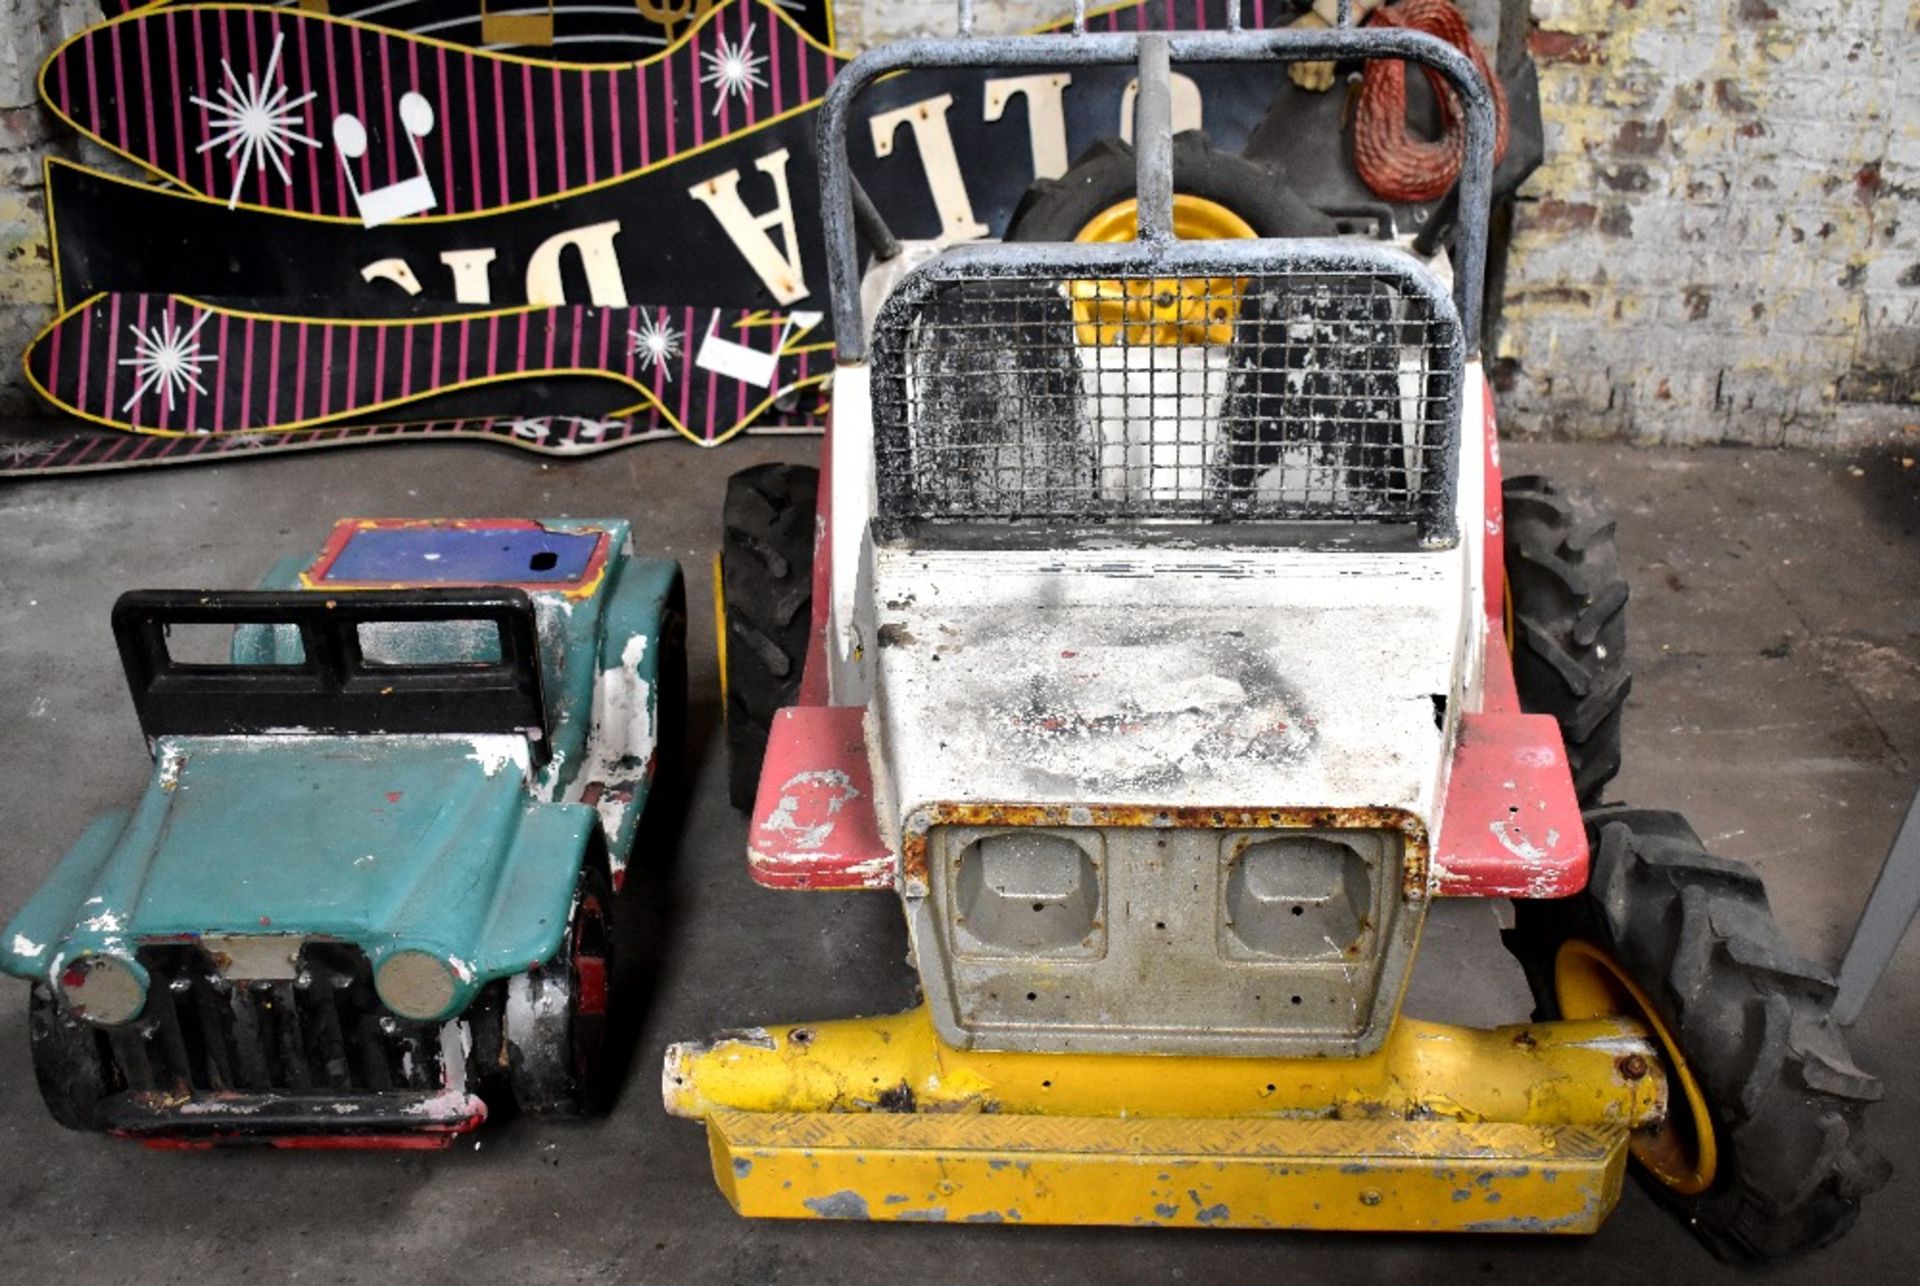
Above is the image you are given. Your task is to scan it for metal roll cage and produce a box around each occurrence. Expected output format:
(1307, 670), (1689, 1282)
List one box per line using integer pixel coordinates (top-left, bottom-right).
(817, 1), (1497, 364)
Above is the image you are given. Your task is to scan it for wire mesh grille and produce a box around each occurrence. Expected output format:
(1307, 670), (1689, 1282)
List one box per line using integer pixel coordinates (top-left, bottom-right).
(873, 263), (1460, 531)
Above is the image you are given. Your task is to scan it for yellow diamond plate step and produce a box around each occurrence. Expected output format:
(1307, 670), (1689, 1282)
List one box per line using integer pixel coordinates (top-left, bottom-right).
(706, 1110), (1630, 1232)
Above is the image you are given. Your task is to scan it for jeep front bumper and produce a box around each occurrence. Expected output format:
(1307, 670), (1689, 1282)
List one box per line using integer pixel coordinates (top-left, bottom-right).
(104, 1088), (487, 1148)
(664, 1005), (1668, 1232)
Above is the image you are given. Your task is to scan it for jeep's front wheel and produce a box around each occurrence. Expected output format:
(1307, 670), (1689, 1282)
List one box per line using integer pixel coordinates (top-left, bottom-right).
(505, 862), (615, 1116)
(719, 463), (818, 810)
(1504, 807), (1888, 1260)
(27, 982), (113, 1131)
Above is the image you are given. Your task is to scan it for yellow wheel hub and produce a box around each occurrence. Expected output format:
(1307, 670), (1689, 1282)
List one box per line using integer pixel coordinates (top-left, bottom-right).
(1554, 938), (1719, 1194)
(1067, 193), (1257, 347)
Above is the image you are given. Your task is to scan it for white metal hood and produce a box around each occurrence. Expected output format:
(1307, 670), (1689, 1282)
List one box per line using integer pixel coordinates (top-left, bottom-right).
(868, 541), (1469, 823)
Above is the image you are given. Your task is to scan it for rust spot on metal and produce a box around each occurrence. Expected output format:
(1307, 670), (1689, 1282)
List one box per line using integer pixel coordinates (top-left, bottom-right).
(899, 803), (1429, 896)
(1617, 1054), (1650, 1081)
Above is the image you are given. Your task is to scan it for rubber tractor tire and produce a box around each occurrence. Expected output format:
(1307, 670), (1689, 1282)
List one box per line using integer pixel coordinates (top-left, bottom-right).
(1503, 807), (1889, 1261)
(720, 463), (818, 811)
(1503, 474), (1631, 807)
(1003, 132), (1334, 243)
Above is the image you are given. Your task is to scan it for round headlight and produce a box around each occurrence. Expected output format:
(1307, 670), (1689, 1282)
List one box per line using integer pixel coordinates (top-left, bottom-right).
(375, 950), (458, 1020)
(58, 954), (146, 1025)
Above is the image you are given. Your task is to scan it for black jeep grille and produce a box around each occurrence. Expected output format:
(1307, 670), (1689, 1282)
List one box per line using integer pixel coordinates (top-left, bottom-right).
(105, 944), (448, 1097)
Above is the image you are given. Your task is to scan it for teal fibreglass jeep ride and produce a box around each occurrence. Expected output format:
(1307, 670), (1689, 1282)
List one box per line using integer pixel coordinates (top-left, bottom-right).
(1, 518), (684, 1146)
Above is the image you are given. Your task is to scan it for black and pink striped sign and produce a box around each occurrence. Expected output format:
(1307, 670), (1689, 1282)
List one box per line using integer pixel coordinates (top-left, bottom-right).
(45, 0), (841, 221)
(89, 0), (838, 62)
(27, 294), (828, 440)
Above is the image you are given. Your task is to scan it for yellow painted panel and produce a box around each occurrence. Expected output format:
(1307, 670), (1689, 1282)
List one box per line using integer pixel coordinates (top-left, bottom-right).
(708, 1111), (1630, 1232)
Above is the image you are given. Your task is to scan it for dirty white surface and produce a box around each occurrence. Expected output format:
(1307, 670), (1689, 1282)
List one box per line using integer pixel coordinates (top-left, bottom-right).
(869, 543), (1465, 819)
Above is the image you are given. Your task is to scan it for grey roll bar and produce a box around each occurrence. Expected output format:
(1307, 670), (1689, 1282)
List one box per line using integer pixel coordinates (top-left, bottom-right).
(818, 19), (1497, 363)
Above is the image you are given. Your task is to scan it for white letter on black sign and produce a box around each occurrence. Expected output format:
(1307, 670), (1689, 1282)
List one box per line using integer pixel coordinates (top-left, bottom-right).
(525, 221), (629, 307)
(688, 149), (810, 305)
(870, 94), (988, 242)
(983, 74), (1073, 181)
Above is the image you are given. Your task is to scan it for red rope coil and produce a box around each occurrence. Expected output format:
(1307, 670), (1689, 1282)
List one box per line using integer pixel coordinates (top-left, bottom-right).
(1352, 0), (1509, 204)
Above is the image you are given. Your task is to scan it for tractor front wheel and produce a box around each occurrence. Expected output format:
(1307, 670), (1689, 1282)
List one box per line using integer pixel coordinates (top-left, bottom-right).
(1505, 807), (1888, 1260)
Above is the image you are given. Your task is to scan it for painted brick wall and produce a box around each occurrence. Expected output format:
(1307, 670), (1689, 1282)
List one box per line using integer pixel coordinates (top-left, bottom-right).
(1499, 0), (1918, 445)
(0, 0), (92, 414)
(0, 0), (1911, 443)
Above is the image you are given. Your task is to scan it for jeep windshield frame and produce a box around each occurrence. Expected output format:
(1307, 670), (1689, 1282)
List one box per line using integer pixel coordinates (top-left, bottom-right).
(112, 588), (552, 764)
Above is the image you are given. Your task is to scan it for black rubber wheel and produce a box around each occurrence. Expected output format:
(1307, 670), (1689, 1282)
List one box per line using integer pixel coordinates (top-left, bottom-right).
(1003, 132), (1334, 242)
(1503, 807), (1889, 1261)
(27, 982), (114, 1132)
(1503, 474), (1631, 807)
(505, 860), (615, 1117)
(721, 463), (818, 811)
(649, 579), (690, 809)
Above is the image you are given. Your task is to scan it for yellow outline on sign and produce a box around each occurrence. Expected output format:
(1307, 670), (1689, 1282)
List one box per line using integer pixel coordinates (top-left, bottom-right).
(20, 290), (829, 448)
(38, 0), (849, 228)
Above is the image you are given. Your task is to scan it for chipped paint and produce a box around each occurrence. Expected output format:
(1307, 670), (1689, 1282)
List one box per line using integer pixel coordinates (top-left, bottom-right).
(760, 769), (860, 851)
(746, 707), (897, 891)
(568, 632), (657, 863)
(9, 934), (43, 960)
(464, 735), (532, 780)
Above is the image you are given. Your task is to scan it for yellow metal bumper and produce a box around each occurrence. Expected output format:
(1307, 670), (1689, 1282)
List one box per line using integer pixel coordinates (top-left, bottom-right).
(663, 1006), (1666, 1233)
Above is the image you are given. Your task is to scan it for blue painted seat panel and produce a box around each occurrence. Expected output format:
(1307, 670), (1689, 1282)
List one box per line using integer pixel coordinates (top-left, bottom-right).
(319, 526), (601, 586)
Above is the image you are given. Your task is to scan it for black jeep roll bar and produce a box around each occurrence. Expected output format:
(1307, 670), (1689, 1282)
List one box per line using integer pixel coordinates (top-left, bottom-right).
(111, 588), (551, 764)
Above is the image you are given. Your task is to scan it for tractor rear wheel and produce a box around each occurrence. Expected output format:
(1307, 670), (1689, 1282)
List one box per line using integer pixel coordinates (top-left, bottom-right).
(720, 463), (818, 810)
(1504, 807), (1888, 1260)
(1503, 474), (1631, 806)
(1003, 132), (1332, 244)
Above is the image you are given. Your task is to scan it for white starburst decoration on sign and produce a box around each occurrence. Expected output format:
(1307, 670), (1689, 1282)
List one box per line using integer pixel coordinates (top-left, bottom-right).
(119, 311), (214, 414)
(1, 439), (56, 466)
(700, 22), (768, 115)
(191, 32), (320, 210)
(630, 312), (683, 380)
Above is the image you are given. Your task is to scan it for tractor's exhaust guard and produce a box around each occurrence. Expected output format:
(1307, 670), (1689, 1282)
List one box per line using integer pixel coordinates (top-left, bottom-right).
(664, 1007), (1666, 1232)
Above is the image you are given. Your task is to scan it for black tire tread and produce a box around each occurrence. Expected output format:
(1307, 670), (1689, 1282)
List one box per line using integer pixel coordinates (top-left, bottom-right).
(1503, 474), (1632, 806)
(722, 463), (818, 810)
(1004, 131), (1334, 243)
(1505, 807), (1888, 1261)
(27, 982), (113, 1132)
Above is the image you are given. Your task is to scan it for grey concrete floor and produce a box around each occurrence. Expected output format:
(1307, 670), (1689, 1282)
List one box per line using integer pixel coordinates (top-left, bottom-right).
(1, 437), (1916, 1284)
